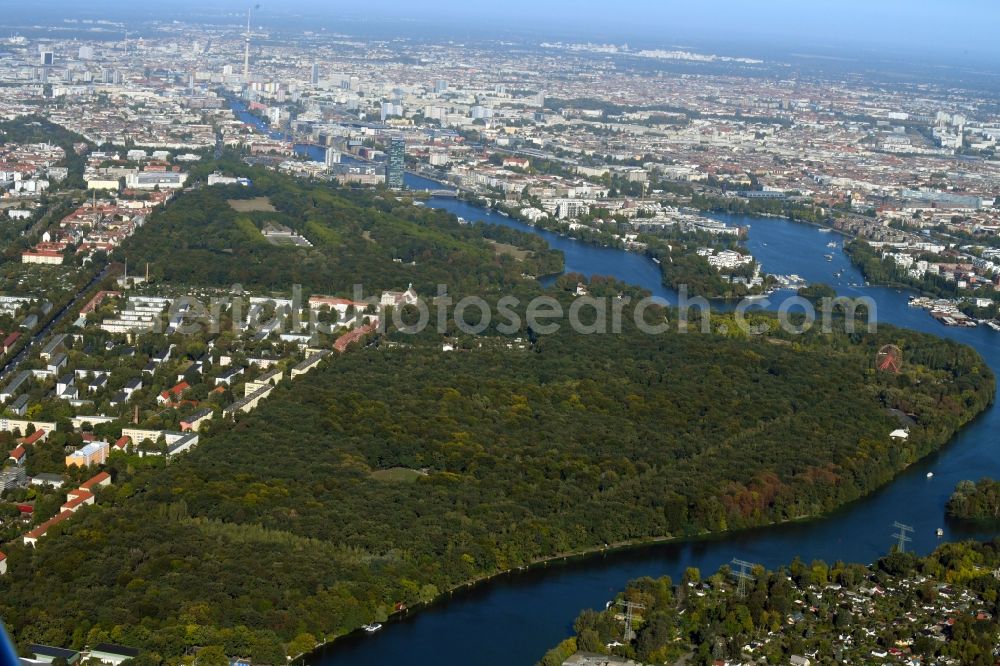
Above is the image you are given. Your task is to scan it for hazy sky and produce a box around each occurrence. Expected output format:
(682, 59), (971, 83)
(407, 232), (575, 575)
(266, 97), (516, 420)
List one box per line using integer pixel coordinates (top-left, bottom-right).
(15, 0), (1000, 61)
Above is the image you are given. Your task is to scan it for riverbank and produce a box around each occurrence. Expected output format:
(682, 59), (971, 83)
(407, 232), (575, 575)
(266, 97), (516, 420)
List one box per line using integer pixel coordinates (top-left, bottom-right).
(542, 540), (1000, 665)
(442, 194), (780, 301)
(298, 325), (992, 665)
(302, 412), (991, 665)
(301, 196), (1000, 666)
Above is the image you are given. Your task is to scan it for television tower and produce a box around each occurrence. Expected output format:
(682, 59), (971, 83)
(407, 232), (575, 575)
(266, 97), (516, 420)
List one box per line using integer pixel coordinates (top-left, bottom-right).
(243, 7), (251, 80)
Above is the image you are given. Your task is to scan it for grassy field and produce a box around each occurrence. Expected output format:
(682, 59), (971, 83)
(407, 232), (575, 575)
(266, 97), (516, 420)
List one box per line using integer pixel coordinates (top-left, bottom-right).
(370, 467), (427, 483)
(488, 240), (530, 260)
(228, 196), (277, 212)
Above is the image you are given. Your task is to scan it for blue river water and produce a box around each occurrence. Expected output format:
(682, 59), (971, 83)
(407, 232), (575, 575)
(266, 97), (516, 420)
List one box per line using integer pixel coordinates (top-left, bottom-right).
(229, 100), (365, 165)
(312, 195), (1000, 665)
(225, 106), (999, 662)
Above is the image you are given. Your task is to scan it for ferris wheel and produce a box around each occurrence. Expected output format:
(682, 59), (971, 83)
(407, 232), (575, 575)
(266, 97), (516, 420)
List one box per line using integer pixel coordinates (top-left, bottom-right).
(876, 344), (903, 374)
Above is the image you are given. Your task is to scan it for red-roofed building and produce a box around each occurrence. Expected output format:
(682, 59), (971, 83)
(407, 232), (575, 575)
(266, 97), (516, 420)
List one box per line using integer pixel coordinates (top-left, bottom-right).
(81, 432), (96, 442)
(8, 444), (25, 465)
(113, 436), (130, 451)
(0, 551), (6, 575)
(23, 509), (73, 546)
(334, 321), (378, 353)
(79, 471), (111, 492)
(19, 429), (46, 446)
(157, 381), (190, 405)
(61, 490), (94, 513)
(2, 331), (20, 354)
(79, 290), (121, 315)
(21, 249), (64, 265)
(308, 295), (369, 317)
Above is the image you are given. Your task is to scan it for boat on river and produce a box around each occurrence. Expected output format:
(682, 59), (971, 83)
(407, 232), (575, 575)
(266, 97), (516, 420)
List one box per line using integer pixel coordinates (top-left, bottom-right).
(363, 623), (382, 633)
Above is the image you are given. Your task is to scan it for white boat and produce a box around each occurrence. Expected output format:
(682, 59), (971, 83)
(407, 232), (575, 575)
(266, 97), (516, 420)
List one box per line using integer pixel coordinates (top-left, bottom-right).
(363, 623), (382, 633)
(926, 472), (934, 479)
(818, 228), (833, 233)
(937, 528), (944, 537)
(652, 257), (661, 264)
(988, 321), (1000, 332)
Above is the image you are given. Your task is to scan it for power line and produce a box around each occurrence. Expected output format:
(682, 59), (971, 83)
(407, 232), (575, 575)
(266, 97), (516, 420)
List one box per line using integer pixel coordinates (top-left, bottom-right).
(892, 521), (913, 553)
(731, 558), (756, 597)
(616, 600), (645, 642)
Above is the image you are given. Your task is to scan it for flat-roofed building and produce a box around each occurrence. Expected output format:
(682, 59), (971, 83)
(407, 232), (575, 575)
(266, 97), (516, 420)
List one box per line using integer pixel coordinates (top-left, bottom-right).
(65, 440), (109, 467)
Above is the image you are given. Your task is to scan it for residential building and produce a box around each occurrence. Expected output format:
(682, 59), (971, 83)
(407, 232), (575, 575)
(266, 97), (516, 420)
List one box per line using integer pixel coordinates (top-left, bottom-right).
(180, 408), (213, 432)
(30, 473), (64, 489)
(8, 444), (25, 465)
(21, 250), (64, 265)
(65, 441), (110, 467)
(0, 466), (27, 493)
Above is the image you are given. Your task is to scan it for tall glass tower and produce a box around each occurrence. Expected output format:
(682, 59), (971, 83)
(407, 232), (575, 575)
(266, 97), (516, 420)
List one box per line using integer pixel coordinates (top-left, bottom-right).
(387, 138), (406, 189)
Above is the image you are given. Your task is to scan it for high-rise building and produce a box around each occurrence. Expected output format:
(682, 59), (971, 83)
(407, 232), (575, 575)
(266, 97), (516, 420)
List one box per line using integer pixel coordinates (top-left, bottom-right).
(434, 79), (448, 94)
(325, 147), (341, 167)
(471, 105), (493, 120)
(387, 138), (406, 189)
(381, 101), (403, 122)
(40, 51), (53, 66)
(311, 63), (320, 85)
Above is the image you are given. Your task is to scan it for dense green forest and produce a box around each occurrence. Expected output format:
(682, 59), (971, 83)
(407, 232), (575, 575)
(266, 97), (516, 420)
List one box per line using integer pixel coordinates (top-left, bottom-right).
(539, 540), (1000, 666)
(120, 163), (563, 295)
(0, 158), (992, 664)
(948, 479), (1000, 522)
(0, 303), (991, 663)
